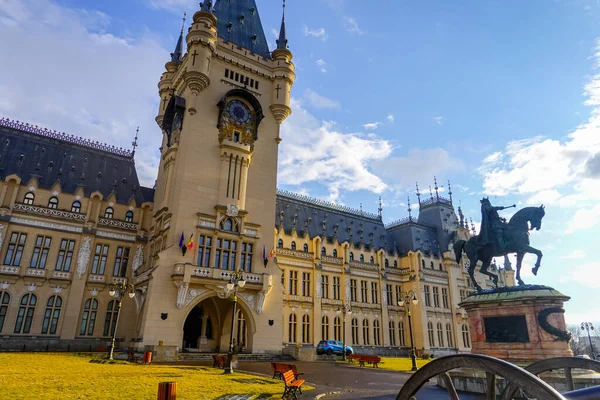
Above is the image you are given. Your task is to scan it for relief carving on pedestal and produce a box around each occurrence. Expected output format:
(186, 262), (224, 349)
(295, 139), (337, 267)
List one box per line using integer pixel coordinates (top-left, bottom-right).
(77, 237), (92, 279)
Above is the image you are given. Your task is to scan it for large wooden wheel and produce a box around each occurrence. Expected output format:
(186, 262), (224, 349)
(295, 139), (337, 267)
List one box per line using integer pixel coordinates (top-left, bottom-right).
(502, 357), (600, 400)
(396, 354), (566, 400)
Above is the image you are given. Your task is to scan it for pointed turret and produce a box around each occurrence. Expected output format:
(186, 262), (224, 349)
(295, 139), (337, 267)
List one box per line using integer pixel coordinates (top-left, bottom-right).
(276, 0), (288, 50)
(170, 13), (186, 63)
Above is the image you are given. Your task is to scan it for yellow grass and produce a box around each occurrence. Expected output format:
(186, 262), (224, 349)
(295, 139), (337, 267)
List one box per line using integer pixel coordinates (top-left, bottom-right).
(0, 353), (305, 400)
(378, 357), (432, 372)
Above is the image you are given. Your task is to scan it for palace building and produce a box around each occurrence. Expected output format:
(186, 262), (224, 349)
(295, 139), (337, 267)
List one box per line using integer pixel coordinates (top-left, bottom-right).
(0, 0), (509, 357)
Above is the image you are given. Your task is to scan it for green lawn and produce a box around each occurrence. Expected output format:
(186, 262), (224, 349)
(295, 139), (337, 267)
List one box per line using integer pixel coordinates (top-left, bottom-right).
(378, 357), (432, 372)
(0, 353), (299, 399)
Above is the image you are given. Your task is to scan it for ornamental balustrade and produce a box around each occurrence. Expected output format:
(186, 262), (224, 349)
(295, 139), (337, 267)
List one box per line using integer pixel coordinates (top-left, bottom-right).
(0, 265), (20, 275)
(88, 274), (106, 282)
(275, 248), (314, 259)
(51, 270), (71, 280)
(385, 267), (412, 275)
(320, 255), (343, 265)
(13, 203), (85, 221)
(112, 277), (126, 284)
(98, 218), (138, 231)
(26, 268), (47, 278)
(185, 265), (264, 285)
(321, 298), (343, 306)
(285, 294), (313, 303)
(349, 260), (379, 271)
(350, 301), (381, 310)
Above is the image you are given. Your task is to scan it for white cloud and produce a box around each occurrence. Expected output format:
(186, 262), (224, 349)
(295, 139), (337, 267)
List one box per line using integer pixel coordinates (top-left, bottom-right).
(144, 0), (196, 12)
(303, 26), (328, 41)
(315, 59), (327, 73)
(433, 116), (444, 125)
(344, 17), (364, 35)
(566, 204), (600, 233)
(525, 189), (562, 206)
(560, 249), (586, 259)
(387, 114), (395, 123)
(363, 122), (382, 130)
(303, 89), (340, 110)
(560, 261), (600, 288)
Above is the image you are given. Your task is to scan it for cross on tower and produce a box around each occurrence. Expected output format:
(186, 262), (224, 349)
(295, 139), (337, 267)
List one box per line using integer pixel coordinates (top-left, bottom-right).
(275, 84), (282, 99)
(191, 50), (198, 66)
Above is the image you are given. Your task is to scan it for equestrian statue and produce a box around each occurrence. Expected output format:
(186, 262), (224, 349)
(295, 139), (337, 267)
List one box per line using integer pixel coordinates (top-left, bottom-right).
(454, 198), (545, 292)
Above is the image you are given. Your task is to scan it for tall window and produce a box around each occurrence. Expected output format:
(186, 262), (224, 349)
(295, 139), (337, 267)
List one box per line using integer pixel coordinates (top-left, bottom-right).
(48, 197), (59, 209)
(389, 321), (396, 346)
(395, 286), (402, 305)
(462, 324), (470, 348)
(370, 256), (374, 264)
(427, 322), (435, 347)
(333, 316), (341, 341)
(385, 259), (389, 268)
(349, 252), (354, 261)
(41, 295), (62, 335)
(291, 241), (296, 251)
(197, 235), (212, 267)
(332, 249), (338, 258)
(14, 293), (36, 333)
(371, 282), (379, 304)
(55, 239), (75, 272)
(23, 192), (35, 205)
(322, 275), (329, 299)
(373, 320), (381, 346)
(104, 207), (114, 219)
(321, 316), (329, 340)
(351, 318), (359, 345)
(103, 300), (119, 337)
(289, 271), (298, 295)
(437, 322), (444, 347)
(399, 321), (406, 346)
(125, 211), (134, 223)
(302, 272), (311, 297)
(91, 244), (109, 275)
(0, 291), (10, 332)
(288, 313), (297, 343)
(30, 235), (51, 269)
(302, 314), (310, 343)
(442, 288), (449, 308)
(360, 254), (364, 262)
(80, 298), (98, 336)
(362, 319), (370, 345)
(424, 285), (431, 307)
(433, 287), (440, 308)
(386, 284), (393, 305)
(360, 281), (368, 303)
(350, 279), (357, 302)
(240, 243), (253, 272)
(4, 232), (27, 266)
(220, 218), (239, 232)
(303, 244), (308, 252)
(216, 239), (237, 270)
(321, 247), (326, 257)
(446, 323), (454, 347)
(71, 201), (81, 213)
(113, 247), (130, 277)
(277, 239), (283, 248)
(332, 276), (340, 300)
(236, 310), (247, 347)
(394, 260), (398, 267)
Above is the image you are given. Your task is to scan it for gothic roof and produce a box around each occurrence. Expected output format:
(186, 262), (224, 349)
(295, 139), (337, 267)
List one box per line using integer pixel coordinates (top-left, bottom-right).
(0, 118), (153, 205)
(214, 0), (271, 59)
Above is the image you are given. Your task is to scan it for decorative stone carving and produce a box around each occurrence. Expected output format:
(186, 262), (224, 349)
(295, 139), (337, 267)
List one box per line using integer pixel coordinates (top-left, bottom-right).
(238, 292), (255, 312)
(0, 225), (4, 254)
(28, 186), (35, 192)
(382, 285), (387, 306)
(0, 281), (9, 290)
(226, 204), (239, 217)
(174, 281), (189, 309)
(77, 237), (92, 279)
(185, 287), (208, 307)
(132, 245), (144, 272)
(89, 288), (99, 297)
(134, 286), (148, 313)
(11, 216), (82, 233)
(216, 285), (230, 299)
(53, 286), (63, 294)
(96, 230), (136, 242)
(345, 275), (351, 301)
(98, 218), (137, 231)
(27, 283), (37, 292)
(315, 271), (322, 300)
(257, 275), (274, 315)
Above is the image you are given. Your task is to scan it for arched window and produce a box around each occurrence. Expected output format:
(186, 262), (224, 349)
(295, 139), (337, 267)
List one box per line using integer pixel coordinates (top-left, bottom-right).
(0, 291), (10, 332)
(427, 322), (435, 347)
(333, 316), (341, 341)
(236, 310), (246, 348)
(446, 323), (454, 348)
(421, 260), (425, 269)
(277, 239), (283, 249)
(80, 298), (98, 336)
(321, 316), (329, 341)
(430, 261), (434, 269)
(351, 318), (359, 345)
(373, 319), (381, 346)
(71, 201), (81, 213)
(437, 322), (444, 347)
(23, 192), (34, 205)
(303, 243), (308, 252)
(385, 259), (389, 268)
(369, 256), (374, 264)
(42, 295), (62, 334)
(399, 321), (406, 347)
(302, 314), (310, 344)
(288, 313), (297, 343)
(291, 241), (296, 251)
(104, 207), (114, 219)
(394, 260), (398, 268)
(362, 319), (370, 345)
(48, 197), (58, 209)
(439, 263), (443, 271)
(103, 300), (119, 337)
(349, 252), (354, 261)
(360, 254), (364, 262)
(332, 249), (337, 258)
(321, 247), (326, 257)
(388, 321), (396, 346)
(221, 218), (239, 232)
(15, 293), (36, 334)
(125, 211), (134, 223)
(462, 324), (470, 348)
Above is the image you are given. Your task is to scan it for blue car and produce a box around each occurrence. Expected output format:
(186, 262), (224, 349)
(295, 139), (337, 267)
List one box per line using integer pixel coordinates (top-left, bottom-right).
(316, 340), (353, 356)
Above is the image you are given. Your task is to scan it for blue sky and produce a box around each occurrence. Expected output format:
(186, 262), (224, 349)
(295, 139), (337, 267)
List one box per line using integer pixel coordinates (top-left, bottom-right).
(1, 0), (600, 329)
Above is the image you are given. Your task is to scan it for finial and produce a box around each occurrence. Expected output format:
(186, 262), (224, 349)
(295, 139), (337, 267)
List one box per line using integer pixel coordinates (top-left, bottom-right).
(416, 182), (421, 204)
(170, 13), (185, 63)
(378, 196), (383, 218)
(434, 176), (439, 200)
(407, 196), (412, 219)
(429, 186), (434, 201)
(200, 0), (213, 12)
(131, 127), (139, 158)
(181, 12), (187, 34)
(360, 203), (363, 214)
(276, 0), (288, 50)
(448, 180), (453, 204)
(458, 200), (465, 228)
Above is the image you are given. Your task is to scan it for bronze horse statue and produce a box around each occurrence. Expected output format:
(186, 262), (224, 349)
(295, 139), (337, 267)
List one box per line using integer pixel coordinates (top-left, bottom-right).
(454, 205), (545, 291)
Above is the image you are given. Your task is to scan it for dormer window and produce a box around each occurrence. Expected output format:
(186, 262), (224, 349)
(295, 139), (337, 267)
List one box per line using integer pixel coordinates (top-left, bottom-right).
(360, 254), (364, 262)
(278, 239), (283, 249)
(349, 252), (354, 261)
(233, 132), (240, 143)
(394, 260), (398, 268)
(303, 244), (308, 252)
(71, 201), (81, 213)
(291, 241), (296, 251)
(23, 192), (34, 205)
(125, 211), (134, 223)
(385, 259), (389, 268)
(321, 247), (326, 257)
(370, 256), (374, 264)
(332, 249), (337, 258)
(48, 197), (58, 210)
(104, 207), (114, 219)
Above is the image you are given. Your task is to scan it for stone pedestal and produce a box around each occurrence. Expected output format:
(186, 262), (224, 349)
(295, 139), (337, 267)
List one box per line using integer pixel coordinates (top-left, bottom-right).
(459, 285), (573, 362)
(144, 345), (179, 362)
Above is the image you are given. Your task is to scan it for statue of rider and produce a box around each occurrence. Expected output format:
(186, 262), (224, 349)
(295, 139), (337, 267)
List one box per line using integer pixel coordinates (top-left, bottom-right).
(476, 198), (515, 253)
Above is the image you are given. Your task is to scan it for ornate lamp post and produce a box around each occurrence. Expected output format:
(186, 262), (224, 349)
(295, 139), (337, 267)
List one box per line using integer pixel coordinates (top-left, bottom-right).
(336, 303), (352, 361)
(224, 270), (246, 374)
(398, 290), (419, 371)
(581, 322), (596, 359)
(107, 281), (135, 360)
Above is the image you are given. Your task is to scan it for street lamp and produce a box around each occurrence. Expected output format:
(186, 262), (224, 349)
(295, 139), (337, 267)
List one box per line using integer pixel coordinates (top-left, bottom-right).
(224, 270), (246, 374)
(398, 290), (419, 371)
(107, 280), (135, 360)
(336, 303), (352, 361)
(581, 322), (596, 359)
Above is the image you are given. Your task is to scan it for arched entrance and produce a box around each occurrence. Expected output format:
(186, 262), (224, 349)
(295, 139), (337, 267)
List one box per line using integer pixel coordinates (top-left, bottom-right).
(182, 296), (253, 353)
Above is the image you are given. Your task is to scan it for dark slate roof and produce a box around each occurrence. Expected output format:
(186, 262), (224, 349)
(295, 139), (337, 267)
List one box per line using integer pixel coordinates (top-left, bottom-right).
(214, 0), (271, 59)
(0, 118), (153, 205)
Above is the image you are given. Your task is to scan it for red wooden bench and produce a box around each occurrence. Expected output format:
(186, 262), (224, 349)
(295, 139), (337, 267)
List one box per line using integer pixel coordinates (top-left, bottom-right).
(212, 355), (226, 368)
(347, 354), (361, 363)
(282, 369), (305, 399)
(272, 363), (304, 380)
(358, 355), (382, 368)
(126, 349), (140, 363)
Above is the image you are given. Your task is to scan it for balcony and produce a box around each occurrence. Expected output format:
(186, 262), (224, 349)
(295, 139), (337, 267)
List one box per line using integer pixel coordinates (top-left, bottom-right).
(0, 265), (20, 275)
(51, 270), (71, 280)
(13, 203), (85, 221)
(275, 248), (313, 260)
(98, 218), (138, 231)
(25, 268), (47, 278)
(385, 267), (411, 276)
(320, 255), (343, 265)
(183, 265), (264, 285)
(349, 261), (379, 271)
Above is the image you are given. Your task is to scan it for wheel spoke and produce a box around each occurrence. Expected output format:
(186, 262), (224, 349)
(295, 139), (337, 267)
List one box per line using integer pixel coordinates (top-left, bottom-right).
(486, 372), (496, 400)
(564, 367), (574, 392)
(439, 373), (460, 400)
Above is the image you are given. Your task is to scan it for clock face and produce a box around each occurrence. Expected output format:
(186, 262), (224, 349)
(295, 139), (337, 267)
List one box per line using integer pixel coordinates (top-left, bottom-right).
(226, 100), (252, 125)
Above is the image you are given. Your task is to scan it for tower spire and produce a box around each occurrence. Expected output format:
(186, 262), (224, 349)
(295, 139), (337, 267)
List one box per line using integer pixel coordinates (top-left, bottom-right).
(170, 13), (186, 63)
(416, 182), (421, 205)
(407, 196), (412, 219)
(434, 176), (439, 200)
(276, 0), (288, 50)
(131, 127), (139, 158)
(448, 180), (453, 204)
(378, 196), (383, 218)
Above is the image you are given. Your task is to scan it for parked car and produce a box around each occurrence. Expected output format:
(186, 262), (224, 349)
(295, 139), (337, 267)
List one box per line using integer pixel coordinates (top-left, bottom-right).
(576, 354), (591, 359)
(316, 340), (353, 356)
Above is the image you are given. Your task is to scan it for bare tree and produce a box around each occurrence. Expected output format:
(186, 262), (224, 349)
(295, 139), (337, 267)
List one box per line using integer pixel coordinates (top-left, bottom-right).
(568, 324), (586, 355)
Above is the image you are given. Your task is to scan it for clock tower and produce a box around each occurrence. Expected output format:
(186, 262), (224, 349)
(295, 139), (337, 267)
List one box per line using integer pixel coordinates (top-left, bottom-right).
(136, 0), (295, 354)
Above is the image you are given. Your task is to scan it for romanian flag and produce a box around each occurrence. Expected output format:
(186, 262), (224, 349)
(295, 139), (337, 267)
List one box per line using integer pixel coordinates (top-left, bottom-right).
(187, 233), (194, 250)
(269, 248), (275, 258)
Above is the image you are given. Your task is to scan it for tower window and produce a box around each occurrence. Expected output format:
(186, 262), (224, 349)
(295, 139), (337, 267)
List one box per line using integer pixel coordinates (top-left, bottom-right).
(104, 207), (114, 219)
(233, 132), (240, 143)
(225, 69), (230, 78)
(23, 192), (35, 205)
(48, 197), (58, 209)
